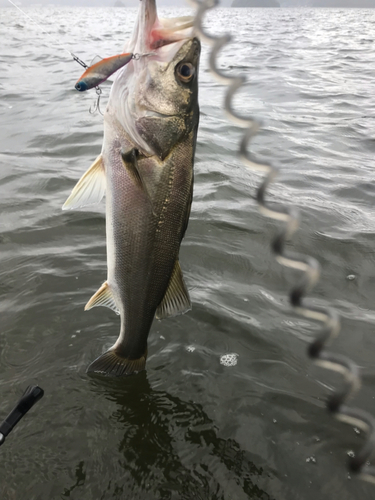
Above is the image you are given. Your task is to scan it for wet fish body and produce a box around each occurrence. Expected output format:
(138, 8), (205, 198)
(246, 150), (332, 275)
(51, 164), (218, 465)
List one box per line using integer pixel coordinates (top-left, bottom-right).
(64, 0), (200, 376)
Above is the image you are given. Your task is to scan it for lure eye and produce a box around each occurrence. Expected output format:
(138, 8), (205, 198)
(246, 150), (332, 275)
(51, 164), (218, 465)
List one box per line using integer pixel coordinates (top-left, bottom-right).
(176, 62), (195, 83)
(75, 81), (88, 92)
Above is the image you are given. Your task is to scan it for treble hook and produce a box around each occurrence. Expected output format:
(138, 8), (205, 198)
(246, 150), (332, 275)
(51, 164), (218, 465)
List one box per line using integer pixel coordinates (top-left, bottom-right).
(89, 86), (103, 115)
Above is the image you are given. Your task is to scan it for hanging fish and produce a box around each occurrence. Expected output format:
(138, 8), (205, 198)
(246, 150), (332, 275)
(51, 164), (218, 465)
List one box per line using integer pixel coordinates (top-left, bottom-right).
(75, 52), (133, 91)
(63, 0), (199, 376)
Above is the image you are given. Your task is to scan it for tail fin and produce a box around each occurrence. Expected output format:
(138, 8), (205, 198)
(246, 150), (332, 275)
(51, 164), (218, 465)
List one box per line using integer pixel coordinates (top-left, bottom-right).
(86, 348), (147, 377)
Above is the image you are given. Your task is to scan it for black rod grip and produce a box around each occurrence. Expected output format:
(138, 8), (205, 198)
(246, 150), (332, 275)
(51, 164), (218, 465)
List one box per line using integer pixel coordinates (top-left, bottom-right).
(0, 385), (44, 446)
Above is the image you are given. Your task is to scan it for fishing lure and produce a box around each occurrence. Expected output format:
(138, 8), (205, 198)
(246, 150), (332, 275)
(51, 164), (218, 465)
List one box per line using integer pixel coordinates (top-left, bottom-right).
(75, 52), (134, 92)
(191, 0), (375, 485)
(6, 0), (125, 111)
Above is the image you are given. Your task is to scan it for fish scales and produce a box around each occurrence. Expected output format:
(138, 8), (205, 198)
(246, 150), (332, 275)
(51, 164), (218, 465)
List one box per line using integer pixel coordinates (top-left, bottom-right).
(105, 124), (196, 361)
(63, 0), (200, 376)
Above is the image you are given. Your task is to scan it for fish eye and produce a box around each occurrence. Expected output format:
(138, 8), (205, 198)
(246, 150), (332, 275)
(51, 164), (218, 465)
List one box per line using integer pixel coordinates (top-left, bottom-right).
(176, 62), (195, 83)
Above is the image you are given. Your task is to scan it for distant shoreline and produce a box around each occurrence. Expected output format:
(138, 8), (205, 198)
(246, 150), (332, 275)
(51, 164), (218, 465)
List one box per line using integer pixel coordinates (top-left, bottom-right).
(1, 3), (374, 7)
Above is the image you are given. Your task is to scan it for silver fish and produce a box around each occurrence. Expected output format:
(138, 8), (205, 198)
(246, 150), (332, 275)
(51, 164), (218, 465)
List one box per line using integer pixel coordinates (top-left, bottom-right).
(63, 0), (200, 376)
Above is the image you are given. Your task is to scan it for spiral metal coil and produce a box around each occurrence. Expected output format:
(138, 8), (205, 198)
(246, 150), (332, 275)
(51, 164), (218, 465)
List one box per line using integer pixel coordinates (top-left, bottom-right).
(190, 0), (375, 484)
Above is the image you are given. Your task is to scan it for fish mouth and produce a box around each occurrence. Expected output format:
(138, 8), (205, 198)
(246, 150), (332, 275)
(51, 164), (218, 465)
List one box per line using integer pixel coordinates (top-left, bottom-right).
(127, 0), (195, 56)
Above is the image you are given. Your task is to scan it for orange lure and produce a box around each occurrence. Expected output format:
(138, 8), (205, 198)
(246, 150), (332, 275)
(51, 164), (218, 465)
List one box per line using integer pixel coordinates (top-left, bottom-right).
(75, 53), (133, 91)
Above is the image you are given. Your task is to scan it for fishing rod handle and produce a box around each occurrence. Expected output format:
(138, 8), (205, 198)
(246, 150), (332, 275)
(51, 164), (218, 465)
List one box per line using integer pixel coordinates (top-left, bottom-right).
(0, 385), (44, 446)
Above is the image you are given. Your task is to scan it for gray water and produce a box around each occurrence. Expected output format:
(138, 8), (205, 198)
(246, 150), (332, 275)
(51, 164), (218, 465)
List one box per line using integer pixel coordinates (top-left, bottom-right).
(1, 5), (375, 500)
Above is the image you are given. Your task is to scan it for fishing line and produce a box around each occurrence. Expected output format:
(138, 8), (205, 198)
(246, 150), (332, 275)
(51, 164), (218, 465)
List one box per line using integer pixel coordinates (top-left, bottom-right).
(6, 0), (105, 111)
(191, 0), (375, 484)
(7, 0), (108, 114)
(7, 0), (78, 61)
(7, 0), (154, 116)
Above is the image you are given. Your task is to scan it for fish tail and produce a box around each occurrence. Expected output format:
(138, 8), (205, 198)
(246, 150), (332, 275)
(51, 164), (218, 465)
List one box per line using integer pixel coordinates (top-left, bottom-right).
(86, 347), (147, 377)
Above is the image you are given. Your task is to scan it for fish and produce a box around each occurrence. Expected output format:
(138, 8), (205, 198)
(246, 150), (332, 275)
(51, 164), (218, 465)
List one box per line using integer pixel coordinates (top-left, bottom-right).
(75, 53), (133, 91)
(63, 0), (200, 376)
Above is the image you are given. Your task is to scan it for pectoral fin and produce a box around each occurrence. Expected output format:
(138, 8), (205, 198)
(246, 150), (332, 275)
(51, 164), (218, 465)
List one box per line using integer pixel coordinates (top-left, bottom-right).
(121, 149), (153, 209)
(156, 260), (191, 320)
(84, 281), (120, 315)
(62, 154), (105, 210)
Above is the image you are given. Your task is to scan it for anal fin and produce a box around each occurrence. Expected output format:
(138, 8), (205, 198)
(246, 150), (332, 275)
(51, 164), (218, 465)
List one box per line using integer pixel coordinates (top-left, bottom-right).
(62, 154), (105, 210)
(155, 260), (191, 320)
(86, 348), (147, 377)
(84, 281), (120, 315)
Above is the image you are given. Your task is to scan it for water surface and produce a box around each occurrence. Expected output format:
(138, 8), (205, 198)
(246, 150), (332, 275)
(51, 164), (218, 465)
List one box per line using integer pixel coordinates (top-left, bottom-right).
(1, 6), (375, 500)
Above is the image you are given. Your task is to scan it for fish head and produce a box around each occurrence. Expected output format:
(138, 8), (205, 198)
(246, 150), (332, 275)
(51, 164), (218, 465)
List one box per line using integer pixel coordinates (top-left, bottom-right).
(106, 0), (200, 159)
(133, 37), (200, 160)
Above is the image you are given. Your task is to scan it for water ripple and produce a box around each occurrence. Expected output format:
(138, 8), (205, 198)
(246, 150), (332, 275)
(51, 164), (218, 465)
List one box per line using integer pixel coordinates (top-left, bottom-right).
(1, 6), (375, 500)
